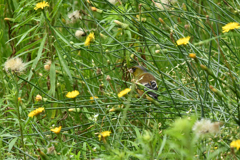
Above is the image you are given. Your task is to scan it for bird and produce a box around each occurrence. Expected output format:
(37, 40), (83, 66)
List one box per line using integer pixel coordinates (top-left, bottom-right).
(129, 66), (159, 100)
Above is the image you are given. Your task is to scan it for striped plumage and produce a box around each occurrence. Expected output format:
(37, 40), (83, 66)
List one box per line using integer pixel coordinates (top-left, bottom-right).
(129, 66), (158, 100)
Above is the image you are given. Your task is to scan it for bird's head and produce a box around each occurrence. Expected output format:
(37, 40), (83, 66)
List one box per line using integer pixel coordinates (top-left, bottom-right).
(128, 66), (147, 78)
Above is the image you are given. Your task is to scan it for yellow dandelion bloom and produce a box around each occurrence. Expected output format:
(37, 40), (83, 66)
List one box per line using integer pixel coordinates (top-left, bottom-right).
(90, 96), (98, 100)
(176, 36), (190, 46)
(118, 88), (131, 98)
(28, 107), (45, 118)
(66, 90), (79, 98)
(98, 131), (111, 141)
(84, 32), (95, 47)
(222, 22), (240, 33)
(34, 1), (49, 10)
(189, 53), (196, 59)
(230, 140), (240, 150)
(231, 140), (240, 150)
(51, 126), (62, 134)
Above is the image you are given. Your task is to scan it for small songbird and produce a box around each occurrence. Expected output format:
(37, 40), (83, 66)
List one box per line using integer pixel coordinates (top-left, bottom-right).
(129, 66), (158, 100)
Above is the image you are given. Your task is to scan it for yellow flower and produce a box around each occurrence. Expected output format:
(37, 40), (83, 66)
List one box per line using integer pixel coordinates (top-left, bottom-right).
(28, 107), (45, 118)
(98, 131), (111, 141)
(118, 88), (131, 98)
(222, 22), (240, 33)
(90, 96), (98, 100)
(189, 53), (196, 59)
(51, 126), (62, 134)
(34, 1), (49, 10)
(84, 32), (95, 47)
(176, 36), (190, 46)
(18, 97), (22, 102)
(230, 140), (240, 150)
(66, 90), (79, 98)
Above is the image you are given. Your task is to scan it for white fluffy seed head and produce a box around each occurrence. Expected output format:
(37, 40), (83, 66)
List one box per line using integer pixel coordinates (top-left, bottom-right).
(75, 29), (85, 38)
(67, 10), (82, 24)
(4, 57), (26, 73)
(192, 119), (222, 137)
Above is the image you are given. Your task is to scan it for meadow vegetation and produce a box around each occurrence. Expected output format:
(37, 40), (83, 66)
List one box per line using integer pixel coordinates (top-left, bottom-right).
(1, 0), (240, 159)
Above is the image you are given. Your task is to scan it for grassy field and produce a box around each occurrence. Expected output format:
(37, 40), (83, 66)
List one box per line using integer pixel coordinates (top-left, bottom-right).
(1, 0), (240, 159)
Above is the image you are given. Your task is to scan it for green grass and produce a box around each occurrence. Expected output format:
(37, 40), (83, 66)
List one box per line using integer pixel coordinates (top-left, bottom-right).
(1, 0), (240, 159)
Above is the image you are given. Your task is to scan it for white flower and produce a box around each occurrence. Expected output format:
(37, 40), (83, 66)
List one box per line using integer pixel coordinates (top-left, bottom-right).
(192, 119), (223, 137)
(75, 28), (85, 38)
(4, 57), (26, 73)
(89, 114), (99, 122)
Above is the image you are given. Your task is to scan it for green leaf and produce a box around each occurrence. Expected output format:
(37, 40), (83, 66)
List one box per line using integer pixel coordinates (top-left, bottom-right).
(51, 0), (63, 18)
(56, 47), (72, 81)
(8, 137), (18, 152)
(15, 25), (37, 46)
(28, 34), (47, 81)
(49, 61), (56, 97)
(52, 27), (72, 46)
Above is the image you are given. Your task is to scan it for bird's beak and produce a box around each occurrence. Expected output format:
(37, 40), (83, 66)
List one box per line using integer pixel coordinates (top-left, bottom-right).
(128, 68), (133, 73)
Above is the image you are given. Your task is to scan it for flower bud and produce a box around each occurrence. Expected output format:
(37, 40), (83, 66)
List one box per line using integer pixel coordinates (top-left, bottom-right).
(114, 20), (129, 29)
(209, 85), (225, 98)
(35, 94), (42, 102)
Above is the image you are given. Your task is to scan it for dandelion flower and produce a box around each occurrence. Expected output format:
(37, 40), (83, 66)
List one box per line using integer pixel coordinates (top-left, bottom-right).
(189, 53), (196, 59)
(118, 88), (131, 98)
(4, 57), (26, 73)
(84, 32), (95, 47)
(98, 131), (111, 141)
(51, 126), (62, 134)
(230, 140), (240, 150)
(176, 36), (190, 45)
(35, 94), (42, 101)
(222, 22), (240, 33)
(66, 90), (79, 98)
(28, 107), (45, 118)
(192, 119), (223, 137)
(90, 96), (98, 100)
(34, 1), (49, 10)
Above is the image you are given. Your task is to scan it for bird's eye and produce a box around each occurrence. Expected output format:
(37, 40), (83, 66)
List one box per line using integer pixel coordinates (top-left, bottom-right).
(132, 68), (137, 72)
